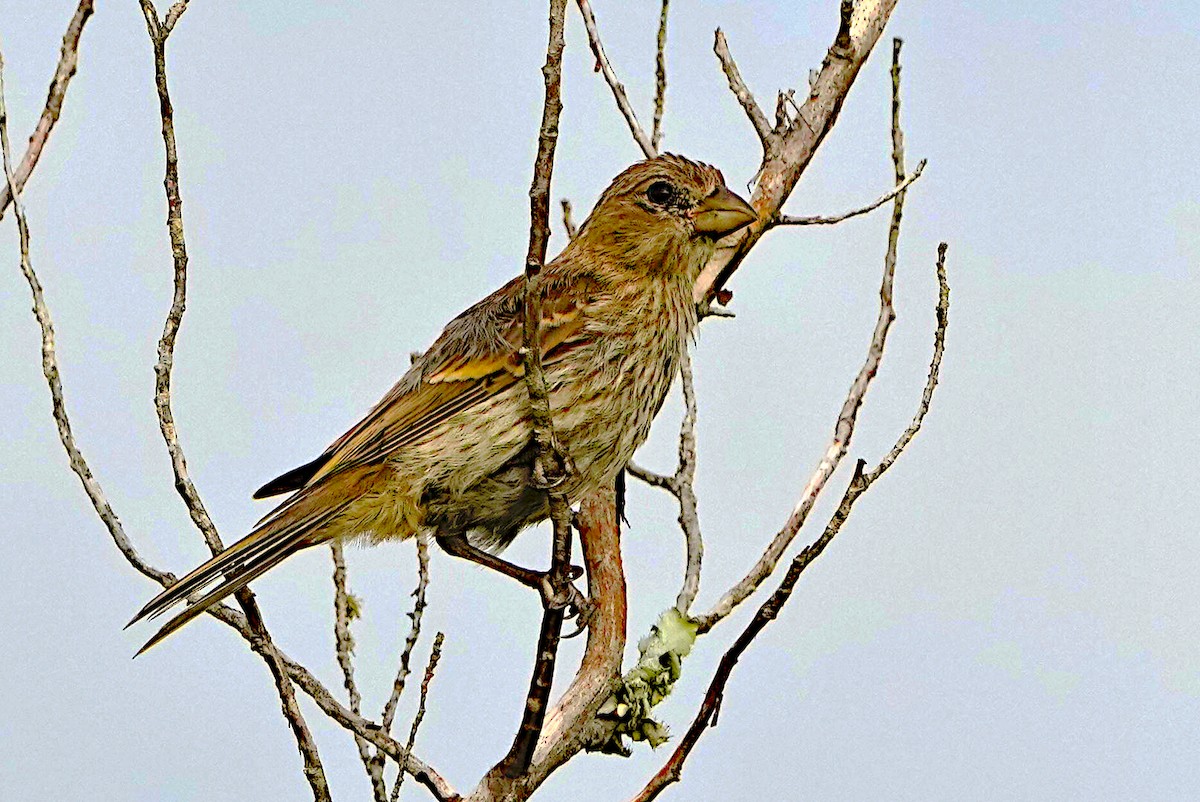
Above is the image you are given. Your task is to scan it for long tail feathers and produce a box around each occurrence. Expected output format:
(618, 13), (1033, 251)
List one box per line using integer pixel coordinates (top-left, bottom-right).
(128, 500), (349, 655)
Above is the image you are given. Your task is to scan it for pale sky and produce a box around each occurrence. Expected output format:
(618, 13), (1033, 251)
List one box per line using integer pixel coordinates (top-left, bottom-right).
(2, 2), (1198, 800)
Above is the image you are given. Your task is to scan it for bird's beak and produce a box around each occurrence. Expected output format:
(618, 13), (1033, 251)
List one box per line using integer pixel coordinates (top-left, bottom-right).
(692, 186), (757, 238)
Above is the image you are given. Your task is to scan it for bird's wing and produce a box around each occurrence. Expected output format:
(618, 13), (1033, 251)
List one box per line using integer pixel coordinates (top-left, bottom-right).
(254, 274), (593, 498)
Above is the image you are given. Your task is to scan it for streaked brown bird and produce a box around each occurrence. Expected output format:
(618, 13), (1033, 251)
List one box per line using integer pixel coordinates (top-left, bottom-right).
(130, 154), (756, 651)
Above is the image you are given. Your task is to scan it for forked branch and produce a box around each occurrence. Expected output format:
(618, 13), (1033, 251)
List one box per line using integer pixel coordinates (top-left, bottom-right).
(633, 239), (950, 802)
(134, 5), (331, 798)
(697, 34), (913, 633)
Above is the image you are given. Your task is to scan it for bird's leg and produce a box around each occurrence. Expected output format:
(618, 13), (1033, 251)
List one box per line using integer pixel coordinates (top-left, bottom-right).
(435, 533), (586, 615)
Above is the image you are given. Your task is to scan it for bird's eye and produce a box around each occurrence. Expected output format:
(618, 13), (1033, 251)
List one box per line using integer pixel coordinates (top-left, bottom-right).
(646, 181), (674, 206)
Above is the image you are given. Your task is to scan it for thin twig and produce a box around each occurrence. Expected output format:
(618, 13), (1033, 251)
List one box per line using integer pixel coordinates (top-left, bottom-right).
(633, 239), (949, 802)
(370, 533), (432, 786)
(502, 0), (574, 779)
(379, 533), (432, 732)
(870, 243), (949, 479)
(574, 0), (656, 159)
(673, 349), (702, 614)
(136, 6), (330, 799)
(652, 0), (669, 151)
(0, 0), (93, 222)
(774, 159), (926, 226)
(697, 35), (911, 634)
(2, 38), (454, 800)
(332, 543), (388, 801)
(560, 198), (577, 240)
(390, 633), (446, 802)
(1, 57), (169, 588)
(694, 0), (900, 302)
(628, 350), (703, 614)
(713, 29), (775, 150)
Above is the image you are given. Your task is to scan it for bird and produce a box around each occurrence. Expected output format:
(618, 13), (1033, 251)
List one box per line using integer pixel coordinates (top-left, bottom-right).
(128, 153), (756, 652)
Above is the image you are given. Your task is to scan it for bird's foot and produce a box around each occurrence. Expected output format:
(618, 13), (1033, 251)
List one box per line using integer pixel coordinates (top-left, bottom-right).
(532, 448), (575, 490)
(535, 564), (591, 634)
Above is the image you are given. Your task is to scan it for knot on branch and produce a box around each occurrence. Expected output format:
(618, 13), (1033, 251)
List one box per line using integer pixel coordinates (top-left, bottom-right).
(592, 608), (698, 754)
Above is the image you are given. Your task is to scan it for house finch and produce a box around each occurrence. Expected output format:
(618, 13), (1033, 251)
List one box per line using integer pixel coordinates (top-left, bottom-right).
(130, 154), (755, 651)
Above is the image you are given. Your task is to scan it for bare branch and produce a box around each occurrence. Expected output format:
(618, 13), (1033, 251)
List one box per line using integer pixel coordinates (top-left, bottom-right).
(332, 543), (388, 801)
(629, 350), (703, 614)
(369, 534), (433, 790)
(379, 533), (432, 733)
(502, 0), (574, 778)
(774, 159), (926, 226)
(652, 0), (669, 151)
(0, 0), (93, 222)
(2, 26), (454, 802)
(135, 6), (330, 798)
(634, 239), (950, 802)
(390, 633), (447, 802)
(275, 641), (458, 801)
(560, 198), (577, 240)
(574, 0), (656, 159)
(625, 462), (674, 491)
(697, 33), (910, 634)
(466, 490), (627, 801)
(868, 241), (949, 481)
(713, 29), (775, 149)
(673, 349), (702, 614)
(694, 0), (900, 302)
(4, 46), (171, 590)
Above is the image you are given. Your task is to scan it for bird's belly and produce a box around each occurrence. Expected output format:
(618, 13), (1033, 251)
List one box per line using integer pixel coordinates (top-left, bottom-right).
(362, 334), (682, 549)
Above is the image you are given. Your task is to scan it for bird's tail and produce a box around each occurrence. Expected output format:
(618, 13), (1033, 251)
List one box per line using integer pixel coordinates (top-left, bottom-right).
(128, 497), (349, 655)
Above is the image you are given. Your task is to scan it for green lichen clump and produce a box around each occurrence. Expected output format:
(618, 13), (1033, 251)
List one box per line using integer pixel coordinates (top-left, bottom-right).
(593, 608), (698, 755)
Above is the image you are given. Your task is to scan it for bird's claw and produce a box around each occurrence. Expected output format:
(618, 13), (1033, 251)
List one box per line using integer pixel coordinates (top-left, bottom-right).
(562, 594), (596, 639)
(537, 568), (591, 634)
(532, 449), (576, 490)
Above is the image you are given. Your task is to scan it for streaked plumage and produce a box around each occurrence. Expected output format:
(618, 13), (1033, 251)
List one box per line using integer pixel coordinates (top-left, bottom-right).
(130, 154), (756, 651)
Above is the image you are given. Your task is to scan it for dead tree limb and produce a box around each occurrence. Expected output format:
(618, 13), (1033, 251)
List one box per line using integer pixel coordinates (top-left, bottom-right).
(135, 4), (331, 798)
(501, 0), (575, 779)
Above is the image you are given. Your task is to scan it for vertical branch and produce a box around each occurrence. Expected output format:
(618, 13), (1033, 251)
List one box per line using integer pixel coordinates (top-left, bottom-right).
(467, 489), (628, 801)
(135, 5), (330, 799)
(390, 633), (447, 802)
(651, 0), (669, 152)
(0, 48), (166, 585)
(502, 0), (574, 779)
(332, 543), (388, 801)
(672, 350), (702, 614)
(0, 0), (93, 222)
(379, 533), (433, 732)
(371, 533), (432, 784)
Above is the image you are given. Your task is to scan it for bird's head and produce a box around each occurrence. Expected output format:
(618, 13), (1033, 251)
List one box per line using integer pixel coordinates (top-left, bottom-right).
(571, 154), (757, 279)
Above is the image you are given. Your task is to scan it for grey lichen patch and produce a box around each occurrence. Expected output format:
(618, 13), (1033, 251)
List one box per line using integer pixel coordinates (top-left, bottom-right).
(592, 607), (698, 755)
